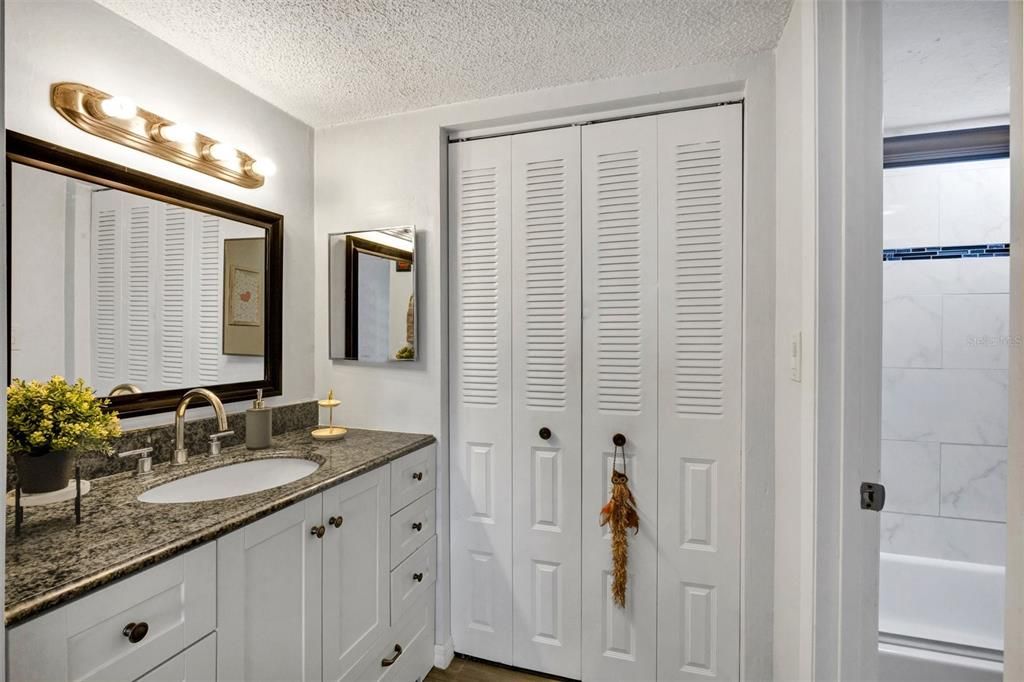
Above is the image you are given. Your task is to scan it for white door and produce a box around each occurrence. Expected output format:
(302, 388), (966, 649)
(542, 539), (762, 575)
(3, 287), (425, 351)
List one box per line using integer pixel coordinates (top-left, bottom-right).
(510, 126), (583, 678)
(655, 104), (743, 680)
(580, 116), (660, 682)
(449, 136), (515, 664)
(322, 467), (391, 681)
(217, 496), (323, 682)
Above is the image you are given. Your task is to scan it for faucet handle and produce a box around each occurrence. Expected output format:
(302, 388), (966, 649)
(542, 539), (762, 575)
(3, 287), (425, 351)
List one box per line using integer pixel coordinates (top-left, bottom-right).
(118, 447), (154, 475)
(208, 430), (235, 456)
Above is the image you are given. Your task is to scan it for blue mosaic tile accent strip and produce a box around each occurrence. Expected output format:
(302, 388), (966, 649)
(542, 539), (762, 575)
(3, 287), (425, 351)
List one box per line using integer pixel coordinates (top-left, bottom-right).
(882, 243), (1009, 261)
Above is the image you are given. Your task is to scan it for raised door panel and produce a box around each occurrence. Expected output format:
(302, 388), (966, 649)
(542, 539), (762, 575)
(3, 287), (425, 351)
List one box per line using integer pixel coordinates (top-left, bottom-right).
(656, 104), (743, 681)
(216, 496), (323, 682)
(448, 136), (515, 664)
(510, 126), (582, 678)
(580, 116), (660, 682)
(322, 466), (390, 681)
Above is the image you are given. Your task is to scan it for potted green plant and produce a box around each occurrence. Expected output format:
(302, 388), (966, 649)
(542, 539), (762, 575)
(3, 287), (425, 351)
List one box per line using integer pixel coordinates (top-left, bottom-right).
(7, 376), (121, 493)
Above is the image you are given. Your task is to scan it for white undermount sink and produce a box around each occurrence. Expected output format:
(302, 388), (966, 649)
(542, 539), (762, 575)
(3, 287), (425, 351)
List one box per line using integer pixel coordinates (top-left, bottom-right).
(137, 457), (320, 504)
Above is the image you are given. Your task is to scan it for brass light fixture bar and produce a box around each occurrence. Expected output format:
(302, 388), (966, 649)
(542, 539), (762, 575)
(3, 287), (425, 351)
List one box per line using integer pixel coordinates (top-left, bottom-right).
(50, 82), (272, 189)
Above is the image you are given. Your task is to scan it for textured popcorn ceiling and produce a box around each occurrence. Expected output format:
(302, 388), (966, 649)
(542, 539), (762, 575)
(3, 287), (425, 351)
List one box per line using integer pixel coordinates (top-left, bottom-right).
(883, 0), (1009, 133)
(94, 0), (792, 128)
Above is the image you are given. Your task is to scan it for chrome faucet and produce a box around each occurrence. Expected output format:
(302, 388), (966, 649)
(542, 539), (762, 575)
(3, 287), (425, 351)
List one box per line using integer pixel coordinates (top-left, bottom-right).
(172, 388), (234, 466)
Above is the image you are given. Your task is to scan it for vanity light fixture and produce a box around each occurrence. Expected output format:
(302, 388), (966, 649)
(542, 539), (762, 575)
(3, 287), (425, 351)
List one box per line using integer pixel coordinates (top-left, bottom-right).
(50, 82), (274, 189)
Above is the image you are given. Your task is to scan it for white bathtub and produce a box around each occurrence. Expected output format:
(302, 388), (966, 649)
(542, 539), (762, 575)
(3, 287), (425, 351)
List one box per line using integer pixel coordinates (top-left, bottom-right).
(879, 552), (1004, 682)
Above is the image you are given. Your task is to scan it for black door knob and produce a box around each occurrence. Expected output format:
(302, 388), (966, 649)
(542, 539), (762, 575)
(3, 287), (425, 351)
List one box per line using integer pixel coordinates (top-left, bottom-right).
(539, 427), (552, 440)
(122, 621), (149, 644)
(612, 433), (626, 447)
(412, 471), (424, 481)
(412, 522), (423, 532)
(413, 572), (424, 582)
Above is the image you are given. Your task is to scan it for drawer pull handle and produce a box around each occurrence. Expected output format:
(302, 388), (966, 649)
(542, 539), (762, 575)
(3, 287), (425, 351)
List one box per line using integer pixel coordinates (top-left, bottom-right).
(329, 516), (344, 528)
(381, 644), (403, 667)
(122, 621), (149, 644)
(311, 525), (326, 538)
(412, 521), (423, 532)
(413, 572), (424, 583)
(412, 471), (423, 481)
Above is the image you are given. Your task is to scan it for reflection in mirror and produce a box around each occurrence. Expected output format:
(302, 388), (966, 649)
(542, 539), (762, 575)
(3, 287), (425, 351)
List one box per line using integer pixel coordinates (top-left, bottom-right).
(10, 162), (267, 396)
(328, 227), (416, 362)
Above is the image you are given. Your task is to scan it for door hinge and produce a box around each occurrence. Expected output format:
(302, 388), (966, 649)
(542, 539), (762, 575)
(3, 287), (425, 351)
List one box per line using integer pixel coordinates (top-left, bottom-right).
(860, 482), (885, 511)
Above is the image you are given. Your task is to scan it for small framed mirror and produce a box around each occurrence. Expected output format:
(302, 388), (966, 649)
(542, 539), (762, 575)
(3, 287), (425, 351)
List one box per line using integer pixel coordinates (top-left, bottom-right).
(328, 227), (416, 362)
(6, 132), (283, 417)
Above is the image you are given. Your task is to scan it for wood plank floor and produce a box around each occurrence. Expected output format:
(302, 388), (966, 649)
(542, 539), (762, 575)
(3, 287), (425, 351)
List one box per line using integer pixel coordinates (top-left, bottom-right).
(425, 657), (559, 681)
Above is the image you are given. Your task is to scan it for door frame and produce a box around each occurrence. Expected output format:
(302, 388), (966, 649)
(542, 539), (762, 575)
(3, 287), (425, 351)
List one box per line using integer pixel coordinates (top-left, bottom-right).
(809, 0), (883, 679)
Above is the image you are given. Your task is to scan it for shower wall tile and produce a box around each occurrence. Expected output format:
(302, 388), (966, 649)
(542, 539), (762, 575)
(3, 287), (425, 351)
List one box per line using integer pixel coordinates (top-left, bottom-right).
(942, 294), (1010, 369)
(880, 511), (1006, 566)
(882, 295), (942, 368)
(881, 368), (1008, 446)
(883, 167), (940, 249)
(940, 444), (1008, 523)
(883, 257), (1009, 296)
(938, 160), (1011, 246)
(881, 440), (940, 515)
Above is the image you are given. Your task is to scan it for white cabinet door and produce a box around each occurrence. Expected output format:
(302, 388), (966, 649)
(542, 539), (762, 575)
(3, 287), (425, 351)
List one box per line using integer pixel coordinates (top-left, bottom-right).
(322, 466), (391, 681)
(448, 136), (515, 664)
(510, 126), (583, 679)
(656, 104), (743, 681)
(136, 633), (216, 682)
(580, 116), (660, 682)
(217, 496), (323, 682)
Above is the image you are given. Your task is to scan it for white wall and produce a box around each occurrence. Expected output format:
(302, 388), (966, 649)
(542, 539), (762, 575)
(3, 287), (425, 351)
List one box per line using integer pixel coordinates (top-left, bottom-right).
(773, 2), (818, 679)
(315, 51), (777, 671)
(5, 0), (316, 427)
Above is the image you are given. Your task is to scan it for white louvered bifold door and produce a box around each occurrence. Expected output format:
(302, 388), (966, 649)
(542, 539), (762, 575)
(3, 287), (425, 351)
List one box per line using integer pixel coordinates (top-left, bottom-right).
(510, 127), (582, 679)
(448, 136), (515, 665)
(580, 117), (660, 682)
(656, 104), (743, 681)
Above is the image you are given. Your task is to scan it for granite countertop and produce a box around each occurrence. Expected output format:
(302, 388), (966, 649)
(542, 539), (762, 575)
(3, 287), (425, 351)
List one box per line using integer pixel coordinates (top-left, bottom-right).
(5, 427), (435, 626)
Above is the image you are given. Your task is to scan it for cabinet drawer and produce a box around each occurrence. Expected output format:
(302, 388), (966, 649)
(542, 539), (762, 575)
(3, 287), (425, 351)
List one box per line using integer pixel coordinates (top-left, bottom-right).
(7, 543), (216, 682)
(390, 444), (436, 512)
(347, 591), (435, 682)
(390, 535), (436, 626)
(390, 491), (435, 568)
(136, 632), (216, 682)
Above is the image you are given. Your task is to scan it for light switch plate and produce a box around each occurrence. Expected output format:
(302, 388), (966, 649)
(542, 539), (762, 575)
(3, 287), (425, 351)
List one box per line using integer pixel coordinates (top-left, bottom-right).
(789, 331), (802, 382)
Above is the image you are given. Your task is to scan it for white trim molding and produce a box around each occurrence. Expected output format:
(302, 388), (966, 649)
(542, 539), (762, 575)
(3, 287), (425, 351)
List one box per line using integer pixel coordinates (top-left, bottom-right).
(433, 638), (455, 669)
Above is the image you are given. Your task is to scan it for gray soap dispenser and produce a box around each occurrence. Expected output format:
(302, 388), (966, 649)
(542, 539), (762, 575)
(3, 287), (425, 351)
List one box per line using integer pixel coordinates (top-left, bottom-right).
(246, 389), (272, 449)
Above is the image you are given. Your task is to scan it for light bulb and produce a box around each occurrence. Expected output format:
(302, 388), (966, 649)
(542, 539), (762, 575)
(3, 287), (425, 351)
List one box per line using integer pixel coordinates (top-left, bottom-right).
(208, 142), (238, 162)
(157, 123), (196, 145)
(98, 95), (137, 120)
(250, 157), (277, 177)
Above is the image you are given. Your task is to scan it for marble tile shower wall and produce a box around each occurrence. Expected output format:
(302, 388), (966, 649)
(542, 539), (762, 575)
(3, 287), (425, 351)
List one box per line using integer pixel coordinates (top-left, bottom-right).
(881, 158), (1010, 566)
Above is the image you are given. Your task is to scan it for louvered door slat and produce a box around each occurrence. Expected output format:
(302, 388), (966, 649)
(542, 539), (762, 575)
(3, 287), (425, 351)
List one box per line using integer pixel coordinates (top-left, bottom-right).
(91, 198), (120, 395)
(449, 137), (514, 664)
(656, 104), (742, 681)
(197, 215), (222, 384)
(510, 127), (582, 679)
(160, 206), (188, 386)
(581, 117), (659, 682)
(124, 204), (154, 386)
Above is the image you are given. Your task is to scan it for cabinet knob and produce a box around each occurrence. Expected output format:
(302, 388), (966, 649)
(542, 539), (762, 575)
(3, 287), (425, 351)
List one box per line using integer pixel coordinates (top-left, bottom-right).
(412, 521), (423, 532)
(412, 471), (423, 481)
(612, 433), (626, 447)
(122, 621), (149, 644)
(381, 644), (403, 667)
(413, 572), (424, 583)
(539, 427), (552, 440)
(329, 516), (344, 528)
(310, 525), (325, 538)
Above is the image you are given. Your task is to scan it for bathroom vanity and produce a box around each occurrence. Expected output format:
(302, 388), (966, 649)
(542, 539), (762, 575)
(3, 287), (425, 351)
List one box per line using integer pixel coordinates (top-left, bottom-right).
(5, 430), (437, 682)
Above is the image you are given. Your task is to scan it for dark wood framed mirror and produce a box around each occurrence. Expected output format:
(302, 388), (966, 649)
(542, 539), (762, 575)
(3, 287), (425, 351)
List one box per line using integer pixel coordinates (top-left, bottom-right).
(6, 131), (283, 417)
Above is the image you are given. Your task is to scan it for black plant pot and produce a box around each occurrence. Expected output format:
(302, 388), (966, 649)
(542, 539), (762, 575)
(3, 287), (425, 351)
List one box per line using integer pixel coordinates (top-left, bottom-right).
(14, 450), (75, 494)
